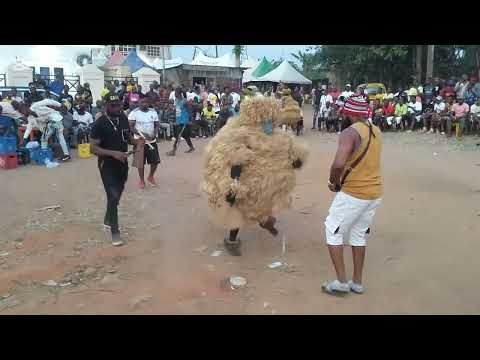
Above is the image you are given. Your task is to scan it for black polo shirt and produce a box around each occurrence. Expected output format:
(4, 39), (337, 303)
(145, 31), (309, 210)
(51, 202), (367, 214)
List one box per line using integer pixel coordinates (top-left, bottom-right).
(90, 113), (130, 165)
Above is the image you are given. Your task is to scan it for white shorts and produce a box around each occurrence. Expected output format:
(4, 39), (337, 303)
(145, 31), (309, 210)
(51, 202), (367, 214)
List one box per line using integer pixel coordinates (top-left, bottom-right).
(325, 191), (382, 247)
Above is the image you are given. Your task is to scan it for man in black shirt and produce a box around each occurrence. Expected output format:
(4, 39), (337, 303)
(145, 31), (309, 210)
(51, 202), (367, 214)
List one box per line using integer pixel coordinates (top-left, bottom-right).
(24, 86), (44, 106)
(90, 93), (132, 246)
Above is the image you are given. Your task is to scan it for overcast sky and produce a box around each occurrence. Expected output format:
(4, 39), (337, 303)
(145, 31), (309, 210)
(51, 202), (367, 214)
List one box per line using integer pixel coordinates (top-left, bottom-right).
(171, 45), (312, 63)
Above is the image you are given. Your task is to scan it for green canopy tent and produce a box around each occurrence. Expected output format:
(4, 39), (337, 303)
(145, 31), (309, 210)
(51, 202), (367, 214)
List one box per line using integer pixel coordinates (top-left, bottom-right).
(251, 57), (276, 78)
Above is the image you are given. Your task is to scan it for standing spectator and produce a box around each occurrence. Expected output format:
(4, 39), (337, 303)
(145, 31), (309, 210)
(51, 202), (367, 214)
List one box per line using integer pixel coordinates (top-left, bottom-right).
(100, 82), (111, 99)
(448, 96), (469, 138)
(167, 88), (195, 156)
(329, 87), (340, 103)
(440, 80), (456, 100)
(127, 87), (140, 104)
(24, 86), (44, 105)
(74, 86), (86, 107)
(128, 97), (160, 189)
(60, 102), (75, 149)
(220, 86), (234, 113)
(137, 85), (145, 99)
(464, 77), (480, 106)
(146, 84), (159, 102)
(113, 80), (121, 93)
(423, 77), (437, 105)
(320, 101), (333, 132)
(83, 83), (93, 111)
(292, 87), (303, 108)
(455, 74), (469, 98)
(341, 84), (354, 99)
(312, 86), (322, 129)
(322, 95), (383, 296)
(319, 90), (333, 112)
(126, 80), (136, 93)
(94, 100), (105, 121)
(217, 103), (234, 130)
(90, 93), (131, 247)
(231, 89), (241, 115)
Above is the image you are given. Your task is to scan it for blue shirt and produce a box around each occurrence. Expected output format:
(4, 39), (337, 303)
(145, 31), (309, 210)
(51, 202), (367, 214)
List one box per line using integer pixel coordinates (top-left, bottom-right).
(175, 98), (189, 125)
(49, 81), (64, 96)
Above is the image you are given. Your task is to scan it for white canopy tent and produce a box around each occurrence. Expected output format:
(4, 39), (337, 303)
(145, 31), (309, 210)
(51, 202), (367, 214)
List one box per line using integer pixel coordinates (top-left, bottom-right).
(254, 60), (311, 84)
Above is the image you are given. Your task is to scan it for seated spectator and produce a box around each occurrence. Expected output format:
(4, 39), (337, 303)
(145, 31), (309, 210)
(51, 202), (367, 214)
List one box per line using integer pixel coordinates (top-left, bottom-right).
(5, 87), (22, 103)
(423, 78), (437, 105)
(394, 98), (408, 130)
(421, 100), (435, 132)
(448, 96), (469, 138)
(0, 105), (16, 137)
(58, 85), (74, 112)
(72, 103), (94, 146)
(372, 99), (384, 130)
(407, 96), (423, 132)
(469, 98), (480, 135)
(382, 99), (395, 130)
(428, 96), (446, 134)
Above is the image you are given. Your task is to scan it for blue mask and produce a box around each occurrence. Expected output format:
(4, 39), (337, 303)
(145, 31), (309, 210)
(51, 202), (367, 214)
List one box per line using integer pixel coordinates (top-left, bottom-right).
(262, 120), (273, 135)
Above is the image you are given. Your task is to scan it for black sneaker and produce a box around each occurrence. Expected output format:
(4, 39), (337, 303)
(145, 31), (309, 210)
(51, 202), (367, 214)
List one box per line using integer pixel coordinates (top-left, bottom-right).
(61, 155), (71, 162)
(185, 147), (195, 153)
(111, 234), (124, 247)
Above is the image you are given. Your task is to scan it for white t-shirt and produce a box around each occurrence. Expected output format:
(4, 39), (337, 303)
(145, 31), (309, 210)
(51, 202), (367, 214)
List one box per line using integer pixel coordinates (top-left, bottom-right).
(434, 102), (445, 114)
(341, 90), (354, 99)
(470, 104), (480, 114)
(320, 94), (333, 108)
(169, 91), (176, 101)
(231, 92), (241, 108)
(73, 111), (94, 125)
(128, 108), (159, 139)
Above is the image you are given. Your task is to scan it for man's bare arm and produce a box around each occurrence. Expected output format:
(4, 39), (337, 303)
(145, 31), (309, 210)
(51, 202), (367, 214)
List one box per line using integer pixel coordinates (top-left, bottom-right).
(329, 128), (357, 186)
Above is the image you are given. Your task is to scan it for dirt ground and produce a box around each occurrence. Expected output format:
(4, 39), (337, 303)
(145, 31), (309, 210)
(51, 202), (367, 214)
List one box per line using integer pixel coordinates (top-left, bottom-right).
(1, 105), (480, 315)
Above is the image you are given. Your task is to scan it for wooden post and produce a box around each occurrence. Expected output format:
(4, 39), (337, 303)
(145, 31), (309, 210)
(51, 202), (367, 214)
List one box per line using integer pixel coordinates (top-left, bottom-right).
(416, 45), (423, 84)
(426, 45), (434, 80)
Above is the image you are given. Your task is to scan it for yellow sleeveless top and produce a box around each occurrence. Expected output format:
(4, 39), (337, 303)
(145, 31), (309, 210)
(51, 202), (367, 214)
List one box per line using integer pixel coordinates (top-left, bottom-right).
(341, 121), (383, 200)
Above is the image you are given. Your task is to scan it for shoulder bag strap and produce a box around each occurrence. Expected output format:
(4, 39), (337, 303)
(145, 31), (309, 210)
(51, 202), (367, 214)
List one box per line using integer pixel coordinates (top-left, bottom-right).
(341, 121), (375, 186)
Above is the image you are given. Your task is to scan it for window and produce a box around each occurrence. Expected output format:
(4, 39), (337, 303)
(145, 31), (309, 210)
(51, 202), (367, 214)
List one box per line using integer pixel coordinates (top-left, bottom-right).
(118, 45), (136, 55)
(147, 45), (161, 57)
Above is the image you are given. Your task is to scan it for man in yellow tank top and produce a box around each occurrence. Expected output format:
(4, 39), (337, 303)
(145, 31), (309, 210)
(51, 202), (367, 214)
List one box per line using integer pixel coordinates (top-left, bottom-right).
(322, 95), (383, 296)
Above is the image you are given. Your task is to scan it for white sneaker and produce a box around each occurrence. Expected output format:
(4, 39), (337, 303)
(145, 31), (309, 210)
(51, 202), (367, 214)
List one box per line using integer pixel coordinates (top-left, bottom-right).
(348, 280), (364, 294)
(321, 280), (350, 296)
(171, 137), (176, 141)
(407, 130), (412, 133)
(441, 132), (445, 135)
(181, 137), (185, 141)
(428, 129), (434, 134)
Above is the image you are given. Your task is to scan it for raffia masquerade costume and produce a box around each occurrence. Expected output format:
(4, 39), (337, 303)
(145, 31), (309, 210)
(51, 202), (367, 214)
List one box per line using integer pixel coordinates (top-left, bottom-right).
(202, 96), (309, 256)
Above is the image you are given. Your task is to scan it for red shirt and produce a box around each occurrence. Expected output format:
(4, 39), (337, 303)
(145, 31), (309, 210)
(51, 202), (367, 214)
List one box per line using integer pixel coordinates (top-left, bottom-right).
(383, 104), (394, 116)
(329, 90), (340, 102)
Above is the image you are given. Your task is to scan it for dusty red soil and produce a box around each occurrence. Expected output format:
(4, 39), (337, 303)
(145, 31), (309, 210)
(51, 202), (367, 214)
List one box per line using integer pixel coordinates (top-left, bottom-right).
(1, 105), (480, 314)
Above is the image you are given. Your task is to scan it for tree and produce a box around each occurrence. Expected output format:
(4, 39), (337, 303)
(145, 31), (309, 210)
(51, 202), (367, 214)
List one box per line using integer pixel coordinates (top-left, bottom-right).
(232, 45), (245, 67)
